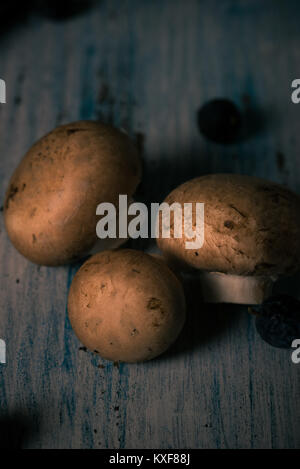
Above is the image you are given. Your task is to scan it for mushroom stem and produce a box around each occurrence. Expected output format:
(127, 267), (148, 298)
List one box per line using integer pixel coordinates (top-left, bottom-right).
(199, 272), (276, 305)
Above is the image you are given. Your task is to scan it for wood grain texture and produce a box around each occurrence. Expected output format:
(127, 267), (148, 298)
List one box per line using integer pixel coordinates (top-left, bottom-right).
(0, 0), (299, 449)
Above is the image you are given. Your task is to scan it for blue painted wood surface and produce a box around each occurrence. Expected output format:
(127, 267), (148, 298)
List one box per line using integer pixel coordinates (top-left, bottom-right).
(0, 0), (299, 448)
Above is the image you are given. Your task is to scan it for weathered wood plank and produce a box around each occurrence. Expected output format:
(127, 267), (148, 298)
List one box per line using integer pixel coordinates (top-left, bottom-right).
(0, 0), (299, 449)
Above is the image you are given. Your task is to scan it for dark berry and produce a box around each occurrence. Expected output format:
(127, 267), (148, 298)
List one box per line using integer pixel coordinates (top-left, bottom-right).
(197, 98), (242, 144)
(252, 295), (300, 348)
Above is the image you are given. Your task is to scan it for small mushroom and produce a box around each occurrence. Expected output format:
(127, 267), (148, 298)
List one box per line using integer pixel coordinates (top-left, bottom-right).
(157, 174), (300, 304)
(68, 249), (186, 362)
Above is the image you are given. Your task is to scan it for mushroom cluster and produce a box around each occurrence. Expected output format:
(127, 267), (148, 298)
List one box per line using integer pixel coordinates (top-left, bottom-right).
(4, 117), (300, 359)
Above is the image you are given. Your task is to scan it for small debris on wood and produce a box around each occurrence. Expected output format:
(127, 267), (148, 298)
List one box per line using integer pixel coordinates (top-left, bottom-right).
(79, 346), (87, 352)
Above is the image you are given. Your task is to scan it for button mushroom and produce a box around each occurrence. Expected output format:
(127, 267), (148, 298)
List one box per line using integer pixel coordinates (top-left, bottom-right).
(4, 121), (141, 265)
(157, 174), (300, 304)
(68, 249), (186, 362)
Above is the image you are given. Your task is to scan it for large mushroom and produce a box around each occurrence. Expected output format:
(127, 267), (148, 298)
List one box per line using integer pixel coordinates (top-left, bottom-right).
(4, 121), (141, 266)
(157, 174), (300, 304)
(68, 249), (186, 362)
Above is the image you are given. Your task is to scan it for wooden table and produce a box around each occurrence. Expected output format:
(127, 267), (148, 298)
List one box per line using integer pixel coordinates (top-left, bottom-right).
(0, 0), (299, 449)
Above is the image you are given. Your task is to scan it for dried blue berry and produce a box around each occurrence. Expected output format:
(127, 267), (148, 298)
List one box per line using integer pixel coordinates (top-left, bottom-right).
(252, 295), (300, 348)
(197, 99), (242, 144)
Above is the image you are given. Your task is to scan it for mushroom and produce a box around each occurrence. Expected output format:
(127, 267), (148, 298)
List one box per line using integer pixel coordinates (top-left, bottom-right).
(157, 174), (300, 304)
(68, 249), (186, 362)
(4, 121), (141, 265)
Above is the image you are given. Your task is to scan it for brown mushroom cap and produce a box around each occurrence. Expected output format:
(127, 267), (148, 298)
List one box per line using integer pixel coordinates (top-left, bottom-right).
(157, 174), (300, 277)
(68, 249), (186, 363)
(4, 121), (141, 265)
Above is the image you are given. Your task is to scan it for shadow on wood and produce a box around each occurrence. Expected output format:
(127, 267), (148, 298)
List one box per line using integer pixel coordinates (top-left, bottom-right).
(0, 1), (97, 41)
(0, 410), (39, 449)
(156, 276), (244, 363)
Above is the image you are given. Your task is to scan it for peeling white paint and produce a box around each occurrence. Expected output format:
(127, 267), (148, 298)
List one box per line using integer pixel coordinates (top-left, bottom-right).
(0, 79), (6, 104)
(0, 339), (6, 364)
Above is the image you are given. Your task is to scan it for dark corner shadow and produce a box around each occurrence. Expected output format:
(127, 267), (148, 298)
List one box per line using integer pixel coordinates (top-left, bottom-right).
(0, 409), (39, 449)
(0, 4), (33, 40)
(0, 1), (97, 40)
(35, 0), (97, 22)
(155, 276), (245, 364)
